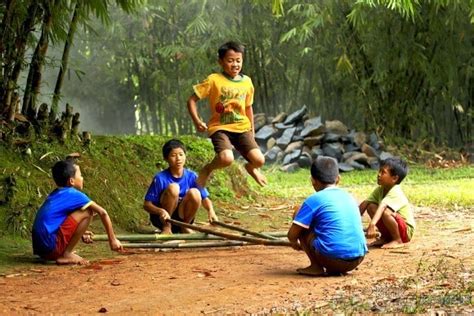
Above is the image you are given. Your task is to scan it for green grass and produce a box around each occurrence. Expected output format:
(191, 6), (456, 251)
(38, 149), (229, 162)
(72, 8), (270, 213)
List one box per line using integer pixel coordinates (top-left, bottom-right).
(0, 135), (473, 274)
(253, 165), (474, 209)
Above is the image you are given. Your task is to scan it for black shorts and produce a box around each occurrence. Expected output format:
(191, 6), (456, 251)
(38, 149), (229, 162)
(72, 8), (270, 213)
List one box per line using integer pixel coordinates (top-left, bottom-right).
(149, 208), (195, 234)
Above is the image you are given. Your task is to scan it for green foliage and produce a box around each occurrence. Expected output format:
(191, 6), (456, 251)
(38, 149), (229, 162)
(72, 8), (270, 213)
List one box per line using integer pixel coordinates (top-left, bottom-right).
(0, 135), (246, 236)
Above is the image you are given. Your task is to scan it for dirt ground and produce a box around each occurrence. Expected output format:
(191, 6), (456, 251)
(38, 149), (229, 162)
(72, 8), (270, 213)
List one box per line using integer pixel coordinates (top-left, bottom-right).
(1, 207), (473, 315)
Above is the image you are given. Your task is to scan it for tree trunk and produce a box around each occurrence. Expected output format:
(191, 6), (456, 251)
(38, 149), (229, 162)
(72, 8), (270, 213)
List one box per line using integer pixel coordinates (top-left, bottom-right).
(23, 0), (54, 119)
(51, 1), (80, 118)
(2, 1), (39, 115)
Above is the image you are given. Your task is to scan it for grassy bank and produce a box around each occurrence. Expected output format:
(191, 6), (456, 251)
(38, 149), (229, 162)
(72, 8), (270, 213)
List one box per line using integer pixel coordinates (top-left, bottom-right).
(1, 136), (473, 273)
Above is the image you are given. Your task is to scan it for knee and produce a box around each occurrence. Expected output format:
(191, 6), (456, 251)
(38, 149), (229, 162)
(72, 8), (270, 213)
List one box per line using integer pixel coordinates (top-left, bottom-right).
(166, 183), (180, 198)
(187, 188), (202, 202)
(248, 150), (265, 168)
(218, 151), (234, 167)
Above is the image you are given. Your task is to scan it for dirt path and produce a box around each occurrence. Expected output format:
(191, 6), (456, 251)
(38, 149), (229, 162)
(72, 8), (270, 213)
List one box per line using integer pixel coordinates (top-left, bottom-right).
(1, 209), (473, 314)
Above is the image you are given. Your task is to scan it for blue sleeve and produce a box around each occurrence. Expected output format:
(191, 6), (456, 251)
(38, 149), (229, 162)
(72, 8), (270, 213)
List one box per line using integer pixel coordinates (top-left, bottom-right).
(144, 175), (163, 204)
(293, 200), (314, 229)
(187, 170), (209, 199)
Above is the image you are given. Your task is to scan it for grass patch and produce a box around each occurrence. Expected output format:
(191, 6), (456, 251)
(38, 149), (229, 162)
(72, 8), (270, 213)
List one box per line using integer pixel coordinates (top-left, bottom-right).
(253, 165), (474, 209)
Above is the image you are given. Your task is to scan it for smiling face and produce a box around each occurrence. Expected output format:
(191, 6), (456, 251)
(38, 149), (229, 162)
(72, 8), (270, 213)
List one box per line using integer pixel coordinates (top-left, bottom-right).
(166, 147), (186, 172)
(219, 49), (243, 78)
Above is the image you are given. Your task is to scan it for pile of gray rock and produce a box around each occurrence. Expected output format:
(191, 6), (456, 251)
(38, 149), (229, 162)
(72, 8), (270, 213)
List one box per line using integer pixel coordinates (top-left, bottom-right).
(254, 105), (393, 172)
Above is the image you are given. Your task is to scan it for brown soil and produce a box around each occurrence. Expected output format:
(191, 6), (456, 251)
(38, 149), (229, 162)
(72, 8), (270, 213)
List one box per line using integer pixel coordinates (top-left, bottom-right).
(1, 207), (473, 315)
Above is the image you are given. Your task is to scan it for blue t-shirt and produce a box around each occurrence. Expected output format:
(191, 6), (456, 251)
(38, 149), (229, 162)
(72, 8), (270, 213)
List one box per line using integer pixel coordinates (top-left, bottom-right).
(144, 168), (209, 206)
(32, 187), (92, 256)
(293, 187), (368, 260)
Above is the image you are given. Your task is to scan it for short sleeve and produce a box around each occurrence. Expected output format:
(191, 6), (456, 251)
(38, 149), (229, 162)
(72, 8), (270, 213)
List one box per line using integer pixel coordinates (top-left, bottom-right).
(382, 185), (409, 212)
(193, 77), (211, 100)
(293, 201), (313, 229)
(144, 176), (162, 204)
(245, 77), (254, 107)
(366, 186), (383, 204)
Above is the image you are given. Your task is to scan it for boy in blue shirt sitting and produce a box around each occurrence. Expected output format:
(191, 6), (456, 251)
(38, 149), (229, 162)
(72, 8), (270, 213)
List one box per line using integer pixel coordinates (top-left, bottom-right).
(288, 156), (367, 276)
(144, 139), (217, 234)
(32, 159), (123, 265)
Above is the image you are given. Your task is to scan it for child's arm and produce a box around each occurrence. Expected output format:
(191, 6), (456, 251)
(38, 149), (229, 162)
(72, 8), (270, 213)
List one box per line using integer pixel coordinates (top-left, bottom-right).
(202, 197), (218, 223)
(287, 224), (304, 251)
(359, 200), (369, 216)
(245, 105), (255, 136)
(87, 202), (123, 252)
(366, 202), (389, 238)
(143, 201), (171, 222)
(187, 94), (208, 132)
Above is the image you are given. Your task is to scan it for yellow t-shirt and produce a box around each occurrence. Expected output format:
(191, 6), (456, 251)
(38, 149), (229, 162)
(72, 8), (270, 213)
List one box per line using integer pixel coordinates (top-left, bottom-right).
(367, 184), (416, 239)
(193, 73), (254, 136)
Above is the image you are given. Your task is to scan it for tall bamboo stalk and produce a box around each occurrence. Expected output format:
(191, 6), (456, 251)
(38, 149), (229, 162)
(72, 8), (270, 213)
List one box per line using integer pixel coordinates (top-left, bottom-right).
(93, 232), (223, 242)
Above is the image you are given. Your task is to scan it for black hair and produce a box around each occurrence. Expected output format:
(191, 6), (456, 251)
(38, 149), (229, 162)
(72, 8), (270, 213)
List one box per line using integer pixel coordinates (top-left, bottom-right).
(52, 159), (77, 187)
(310, 156), (339, 184)
(162, 139), (186, 159)
(218, 41), (245, 59)
(381, 157), (408, 184)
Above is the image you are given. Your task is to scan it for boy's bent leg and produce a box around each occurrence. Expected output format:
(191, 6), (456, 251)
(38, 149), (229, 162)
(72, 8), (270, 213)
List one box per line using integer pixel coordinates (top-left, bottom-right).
(56, 209), (93, 265)
(366, 203), (389, 247)
(297, 231), (325, 276)
(197, 149), (234, 187)
(244, 148), (267, 187)
(177, 188), (202, 233)
(378, 209), (404, 248)
(159, 183), (181, 234)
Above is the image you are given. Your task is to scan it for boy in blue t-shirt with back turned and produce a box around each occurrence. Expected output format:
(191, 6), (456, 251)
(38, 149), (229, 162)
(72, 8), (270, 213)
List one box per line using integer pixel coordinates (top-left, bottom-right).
(32, 159), (123, 265)
(287, 156), (367, 276)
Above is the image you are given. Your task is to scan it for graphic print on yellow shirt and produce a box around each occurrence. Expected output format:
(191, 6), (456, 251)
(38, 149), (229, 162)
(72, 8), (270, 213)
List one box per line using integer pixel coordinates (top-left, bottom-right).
(193, 73), (254, 136)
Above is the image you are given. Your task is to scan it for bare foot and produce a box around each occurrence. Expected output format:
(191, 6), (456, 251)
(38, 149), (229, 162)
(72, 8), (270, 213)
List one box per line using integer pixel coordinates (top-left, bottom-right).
(245, 164), (267, 187)
(296, 265), (325, 276)
(161, 224), (172, 235)
(181, 227), (194, 234)
(196, 166), (212, 188)
(381, 240), (405, 249)
(56, 252), (89, 265)
(368, 238), (387, 248)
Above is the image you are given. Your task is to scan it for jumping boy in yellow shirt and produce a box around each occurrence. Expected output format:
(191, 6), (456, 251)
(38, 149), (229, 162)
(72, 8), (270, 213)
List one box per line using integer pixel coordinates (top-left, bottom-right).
(187, 41), (267, 187)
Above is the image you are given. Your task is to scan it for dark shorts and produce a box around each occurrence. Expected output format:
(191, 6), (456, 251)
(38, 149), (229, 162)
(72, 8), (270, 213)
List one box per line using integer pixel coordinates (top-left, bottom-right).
(376, 213), (410, 243)
(210, 130), (259, 159)
(149, 206), (194, 234)
(313, 246), (364, 274)
(43, 215), (78, 260)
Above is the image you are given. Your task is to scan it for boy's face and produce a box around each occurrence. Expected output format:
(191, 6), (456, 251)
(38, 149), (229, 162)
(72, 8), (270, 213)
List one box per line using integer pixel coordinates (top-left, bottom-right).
(377, 166), (398, 187)
(69, 165), (84, 190)
(166, 147), (186, 170)
(219, 49), (243, 78)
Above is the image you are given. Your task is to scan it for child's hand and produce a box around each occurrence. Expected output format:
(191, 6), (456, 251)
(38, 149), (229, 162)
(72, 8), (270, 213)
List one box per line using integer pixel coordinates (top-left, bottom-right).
(110, 238), (123, 252)
(81, 231), (94, 244)
(366, 223), (377, 239)
(208, 210), (218, 223)
(195, 120), (208, 132)
(160, 210), (171, 222)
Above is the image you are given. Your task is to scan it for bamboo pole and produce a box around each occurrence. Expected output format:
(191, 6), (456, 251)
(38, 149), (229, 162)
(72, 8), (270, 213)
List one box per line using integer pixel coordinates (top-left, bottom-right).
(167, 219), (291, 247)
(92, 231), (288, 242)
(211, 221), (278, 240)
(92, 233), (223, 242)
(122, 241), (248, 249)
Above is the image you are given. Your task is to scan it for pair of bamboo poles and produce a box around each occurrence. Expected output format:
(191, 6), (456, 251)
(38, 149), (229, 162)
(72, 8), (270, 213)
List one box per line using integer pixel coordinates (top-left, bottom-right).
(92, 219), (291, 249)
